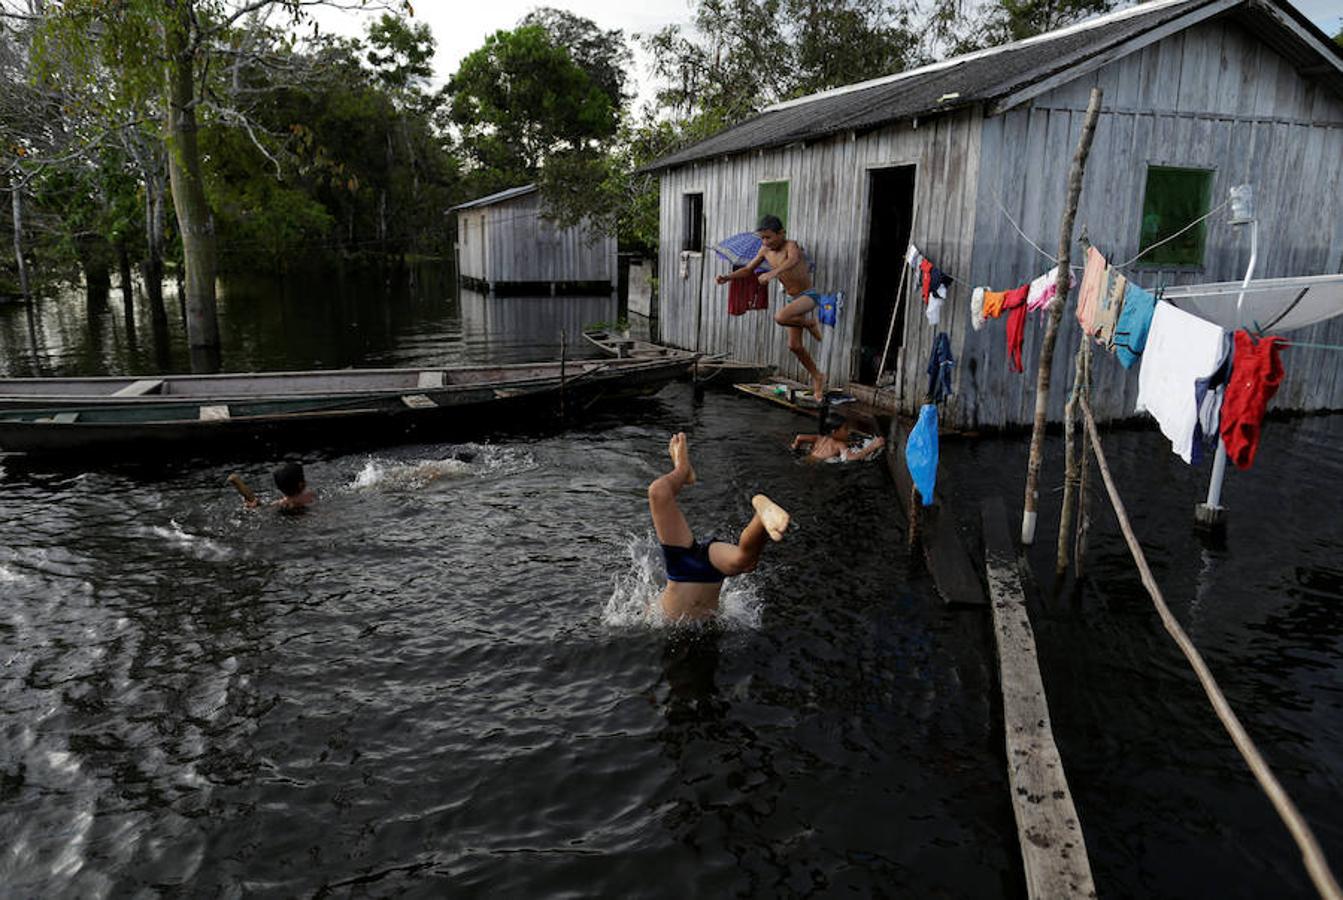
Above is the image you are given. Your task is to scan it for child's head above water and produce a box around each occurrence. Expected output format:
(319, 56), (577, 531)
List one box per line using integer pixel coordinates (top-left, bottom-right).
(822, 411), (849, 439)
(273, 462), (306, 497)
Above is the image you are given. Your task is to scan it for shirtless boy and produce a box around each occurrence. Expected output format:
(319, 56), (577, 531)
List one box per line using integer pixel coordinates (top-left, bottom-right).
(716, 214), (826, 399)
(792, 411), (887, 463)
(649, 432), (790, 621)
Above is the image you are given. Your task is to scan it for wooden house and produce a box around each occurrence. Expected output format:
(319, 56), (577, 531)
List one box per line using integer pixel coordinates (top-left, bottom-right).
(644, 0), (1343, 426)
(452, 185), (617, 296)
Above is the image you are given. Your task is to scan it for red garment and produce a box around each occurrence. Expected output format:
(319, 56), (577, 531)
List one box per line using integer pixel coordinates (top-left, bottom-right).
(1219, 330), (1286, 470)
(727, 277), (770, 315)
(1003, 284), (1030, 373)
(920, 258), (934, 303)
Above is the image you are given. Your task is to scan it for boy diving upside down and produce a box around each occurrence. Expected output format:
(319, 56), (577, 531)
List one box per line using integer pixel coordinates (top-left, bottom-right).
(649, 433), (790, 621)
(716, 214), (827, 400)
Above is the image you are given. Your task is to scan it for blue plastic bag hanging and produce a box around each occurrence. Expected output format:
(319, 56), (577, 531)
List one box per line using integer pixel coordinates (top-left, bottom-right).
(905, 403), (939, 506)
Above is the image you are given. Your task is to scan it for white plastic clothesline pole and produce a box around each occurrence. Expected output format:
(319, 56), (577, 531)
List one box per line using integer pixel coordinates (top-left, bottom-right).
(1199, 209), (1257, 524)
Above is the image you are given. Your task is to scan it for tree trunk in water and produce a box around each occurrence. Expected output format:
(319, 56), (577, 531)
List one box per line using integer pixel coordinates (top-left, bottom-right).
(11, 176), (31, 303)
(165, 8), (221, 373)
(117, 240), (137, 347)
(79, 237), (113, 309)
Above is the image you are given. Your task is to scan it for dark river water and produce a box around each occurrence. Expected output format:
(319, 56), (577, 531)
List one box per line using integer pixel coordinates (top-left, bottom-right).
(0, 267), (1339, 897)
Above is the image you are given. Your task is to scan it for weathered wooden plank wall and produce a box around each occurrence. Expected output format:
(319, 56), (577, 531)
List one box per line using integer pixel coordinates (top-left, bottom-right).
(458, 193), (616, 287)
(657, 108), (984, 394)
(457, 211), (489, 282)
(962, 16), (1343, 427)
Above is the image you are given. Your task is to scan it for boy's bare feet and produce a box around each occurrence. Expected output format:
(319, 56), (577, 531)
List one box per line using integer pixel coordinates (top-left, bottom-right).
(751, 494), (791, 541)
(669, 432), (697, 485)
(811, 374), (826, 402)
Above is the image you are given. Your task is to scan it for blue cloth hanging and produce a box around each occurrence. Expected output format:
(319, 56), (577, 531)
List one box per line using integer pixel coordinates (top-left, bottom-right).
(926, 331), (955, 403)
(711, 232), (818, 273)
(1114, 283), (1157, 369)
(905, 404), (939, 506)
(816, 291), (844, 327)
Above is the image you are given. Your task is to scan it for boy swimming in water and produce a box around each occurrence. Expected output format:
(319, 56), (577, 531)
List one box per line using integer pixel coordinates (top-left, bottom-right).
(230, 461), (316, 511)
(716, 214), (827, 400)
(649, 432), (791, 621)
(792, 410), (887, 463)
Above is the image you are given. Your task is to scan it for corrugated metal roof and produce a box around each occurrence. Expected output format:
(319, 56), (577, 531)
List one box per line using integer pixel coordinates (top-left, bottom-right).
(642, 0), (1230, 172)
(451, 184), (537, 211)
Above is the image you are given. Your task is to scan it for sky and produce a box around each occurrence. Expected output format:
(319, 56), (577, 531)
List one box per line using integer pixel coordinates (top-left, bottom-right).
(312, 0), (1342, 109)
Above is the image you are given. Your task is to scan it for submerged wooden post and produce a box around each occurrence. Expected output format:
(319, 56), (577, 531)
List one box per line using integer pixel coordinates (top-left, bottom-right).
(1022, 87), (1102, 545)
(559, 329), (567, 418)
(1057, 338), (1092, 574)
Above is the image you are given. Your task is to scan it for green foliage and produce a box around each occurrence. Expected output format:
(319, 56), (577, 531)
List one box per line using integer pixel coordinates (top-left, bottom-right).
(645, 0), (923, 122)
(448, 24), (618, 191)
(366, 14), (435, 95)
(519, 8), (633, 108)
(1334, 25), (1342, 48)
(11, 4), (460, 284)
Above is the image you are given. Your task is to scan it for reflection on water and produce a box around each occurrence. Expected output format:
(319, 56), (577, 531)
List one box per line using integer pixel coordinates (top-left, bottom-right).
(0, 264), (617, 377)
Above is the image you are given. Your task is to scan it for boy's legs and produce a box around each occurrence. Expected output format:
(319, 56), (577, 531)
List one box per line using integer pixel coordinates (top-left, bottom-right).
(648, 433), (696, 547)
(775, 293), (823, 341)
(708, 495), (790, 575)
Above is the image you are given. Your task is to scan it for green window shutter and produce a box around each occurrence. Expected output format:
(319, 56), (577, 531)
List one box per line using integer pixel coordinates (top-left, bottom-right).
(757, 180), (790, 230)
(1137, 166), (1213, 267)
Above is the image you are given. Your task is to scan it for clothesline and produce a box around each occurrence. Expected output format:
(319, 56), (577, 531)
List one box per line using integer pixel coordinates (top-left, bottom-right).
(986, 189), (1234, 275)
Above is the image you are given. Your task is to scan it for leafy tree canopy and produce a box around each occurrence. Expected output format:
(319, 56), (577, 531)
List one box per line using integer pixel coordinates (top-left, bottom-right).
(448, 23), (618, 193)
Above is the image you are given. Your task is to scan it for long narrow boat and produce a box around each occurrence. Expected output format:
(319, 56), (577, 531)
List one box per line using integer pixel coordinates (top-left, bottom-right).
(0, 356), (691, 457)
(582, 330), (775, 386)
(0, 358), (666, 409)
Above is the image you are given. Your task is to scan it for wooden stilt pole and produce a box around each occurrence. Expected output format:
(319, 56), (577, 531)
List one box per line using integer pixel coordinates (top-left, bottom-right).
(1074, 367), (1093, 579)
(559, 329), (567, 419)
(1022, 87), (1103, 545)
(1056, 336), (1088, 575)
(875, 259), (910, 387)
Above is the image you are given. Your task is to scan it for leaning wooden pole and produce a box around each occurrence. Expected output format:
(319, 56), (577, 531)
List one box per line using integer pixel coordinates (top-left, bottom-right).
(1079, 394), (1343, 900)
(1022, 87), (1103, 545)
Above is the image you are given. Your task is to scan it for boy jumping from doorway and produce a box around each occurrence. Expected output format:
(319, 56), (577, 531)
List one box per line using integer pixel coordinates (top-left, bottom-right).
(716, 214), (827, 400)
(649, 432), (791, 621)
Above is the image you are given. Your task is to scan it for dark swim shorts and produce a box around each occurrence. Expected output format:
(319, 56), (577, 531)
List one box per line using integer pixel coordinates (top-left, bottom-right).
(661, 538), (727, 583)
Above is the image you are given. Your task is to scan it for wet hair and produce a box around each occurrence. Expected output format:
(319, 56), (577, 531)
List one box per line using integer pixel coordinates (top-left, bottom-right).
(816, 399), (846, 436)
(756, 214), (784, 234)
(273, 461), (306, 497)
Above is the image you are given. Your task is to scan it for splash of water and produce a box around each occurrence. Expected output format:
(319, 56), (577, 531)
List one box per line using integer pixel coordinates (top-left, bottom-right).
(349, 444), (536, 491)
(602, 533), (763, 631)
(146, 520), (233, 562)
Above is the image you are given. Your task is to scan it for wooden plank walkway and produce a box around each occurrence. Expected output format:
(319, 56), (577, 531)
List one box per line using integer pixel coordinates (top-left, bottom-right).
(981, 496), (1096, 899)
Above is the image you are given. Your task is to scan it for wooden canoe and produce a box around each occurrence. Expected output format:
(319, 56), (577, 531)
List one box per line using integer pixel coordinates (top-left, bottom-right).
(582, 330), (775, 386)
(0, 357), (672, 409)
(0, 356), (691, 457)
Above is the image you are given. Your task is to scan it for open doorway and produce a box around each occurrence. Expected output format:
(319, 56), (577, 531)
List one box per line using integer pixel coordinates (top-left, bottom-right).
(856, 165), (916, 385)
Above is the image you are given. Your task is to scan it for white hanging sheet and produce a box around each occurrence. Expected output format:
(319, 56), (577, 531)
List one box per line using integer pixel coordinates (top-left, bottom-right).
(1161, 274), (1343, 334)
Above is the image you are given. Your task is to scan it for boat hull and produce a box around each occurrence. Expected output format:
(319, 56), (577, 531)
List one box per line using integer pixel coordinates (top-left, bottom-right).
(0, 358), (690, 457)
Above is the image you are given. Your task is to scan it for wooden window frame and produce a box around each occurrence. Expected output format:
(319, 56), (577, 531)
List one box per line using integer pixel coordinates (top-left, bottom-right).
(757, 180), (790, 231)
(681, 193), (704, 253)
(1135, 164), (1215, 270)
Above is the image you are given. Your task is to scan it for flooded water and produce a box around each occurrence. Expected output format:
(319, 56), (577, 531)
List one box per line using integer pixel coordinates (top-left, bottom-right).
(0, 269), (1340, 896)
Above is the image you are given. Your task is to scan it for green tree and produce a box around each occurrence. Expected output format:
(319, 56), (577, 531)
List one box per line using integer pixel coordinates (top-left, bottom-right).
(33, 0), (413, 373)
(448, 24), (618, 193)
(519, 8), (633, 109)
